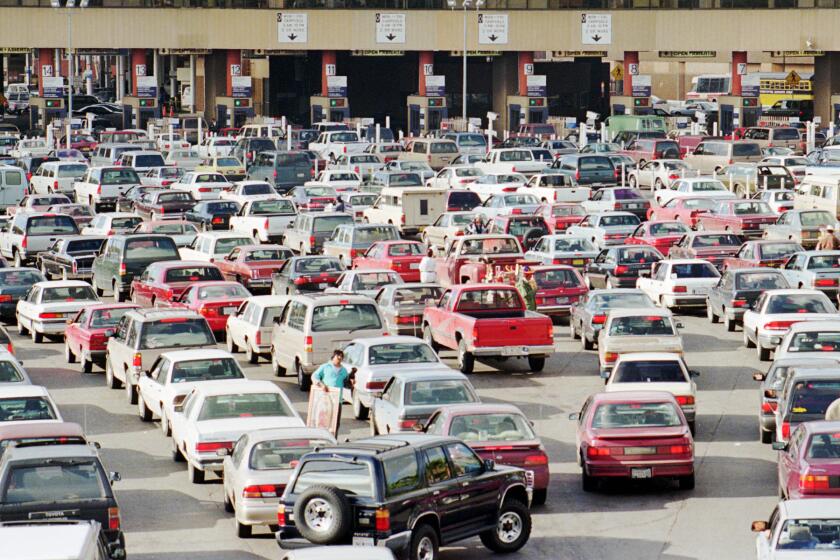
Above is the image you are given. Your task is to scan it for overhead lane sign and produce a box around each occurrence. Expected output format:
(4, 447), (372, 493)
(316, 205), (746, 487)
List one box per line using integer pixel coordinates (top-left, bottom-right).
(376, 13), (405, 44)
(277, 13), (307, 43)
(478, 14), (508, 45)
(581, 13), (611, 45)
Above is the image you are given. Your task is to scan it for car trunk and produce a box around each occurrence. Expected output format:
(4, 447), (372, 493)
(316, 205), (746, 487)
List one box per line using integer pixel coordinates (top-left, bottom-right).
(534, 285), (587, 307)
(386, 255), (423, 276)
(470, 440), (544, 469)
(294, 273), (341, 291)
(472, 315), (553, 348)
(246, 261), (287, 280)
(604, 335), (683, 355)
(312, 325), (386, 366)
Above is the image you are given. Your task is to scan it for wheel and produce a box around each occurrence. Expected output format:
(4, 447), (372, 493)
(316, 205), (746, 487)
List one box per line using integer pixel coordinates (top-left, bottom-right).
(628, 175), (637, 189)
(171, 440), (185, 462)
(12, 251), (21, 268)
(245, 343), (258, 364)
(723, 311), (736, 332)
(105, 359), (122, 389)
(82, 358), (93, 374)
(271, 348), (287, 377)
(457, 338), (474, 374)
(706, 304), (718, 323)
(479, 499), (531, 553)
(582, 465), (597, 492)
(528, 356), (545, 372)
(113, 282), (125, 303)
(582, 331), (594, 351)
(65, 341), (76, 364)
(761, 427), (774, 444)
(408, 523), (439, 560)
(296, 362), (311, 392)
(352, 391), (369, 421)
(678, 474), (696, 491)
(423, 325), (440, 352)
(31, 329), (43, 344)
(188, 462), (205, 484)
(161, 409), (172, 436)
(16, 316), (28, 336)
(758, 344), (771, 362)
(237, 522), (252, 539)
(293, 486), (353, 545)
(125, 380), (138, 405)
(137, 395), (152, 422)
(743, 328), (755, 349)
(688, 420), (696, 436)
(223, 490), (234, 513)
(605, 276), (616, 290)
(531, 488), (547, 506)
(226, 332), (239, 353)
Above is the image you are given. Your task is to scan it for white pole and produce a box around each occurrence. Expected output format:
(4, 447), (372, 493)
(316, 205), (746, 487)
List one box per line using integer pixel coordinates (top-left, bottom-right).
(281, 115), (286, 130)
(197, 115), (204, 146)
(85, 55), (93, 95)
(188, 54), (195, 114)
(600, 122), (606, 143)
(830, 122), (836, 140)
(713, 121), (718, 137)
(580, 122), (588, 149)
(287, 124), (292, 151)
(375, 123), (381, 145)
(169, 121), (174, 142)
(46, 124), (53, 149)
(147, 122), (155, 141)
(385, 115), (390, 130)
(66, 9), (72, 151)
(86, 113), (93, 134)
(621, 163), (625, 187)
(399, 129), (404, 141)
(24, 52), (29, 87)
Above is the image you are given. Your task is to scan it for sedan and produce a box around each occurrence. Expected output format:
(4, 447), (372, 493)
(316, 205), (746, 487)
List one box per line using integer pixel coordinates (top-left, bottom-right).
(648, 197), (719, 229)
(525, 235), (599, 268)
(467, 172), (527, 202)
(80, 212), (143, 236)
(707, 268), (790, 332)
(374, 283), (442, 338)
(781, 251), (840, 298)
(582, 187), (650, 220)
(216, 245), (293, 294)
(752, 189), (794, 215)
(585, 245), (664, 289)
(132, 220), (198, 248)
(627, 159), (696, 190)
(477, 193), (540, 221)
(566, 212), (641, 249)
(352, 241), (425, 282)
(0, 385), (63, 424)
(162, 281), (252, 334)
(534, 202), (585, 233)
(654, 177), (735, 207)
(46, 203), (94, 228)
(569, 288), (657, 351)
(597, 309), (684, 373)
(623, 221), (691, 256)
(184, 200), (241, 231)
(775, 421), (840, 499)
(330, 269), (403, 298)
(722, 240), (803, 271)
(116, 185), (162, 213)
(16, 281), (100, 344)
(0, 268), (44, 322)
(696, 200), (777, 238)
(226, 295), (289, 364)
(270, 256), (344, 296)
(426, 165), (483, 189)
(65, 303), (139, 373)
(140, 166), (184, 188)
(763, 209), (839, 250)
(130, 261), (225, 307)
(668, 232), (743, 269)
(286, 185), (337, 212)
(571, 390), (694, 491)
(752, 499), (840, 558)
(133, 189), (196, 221)
(421, 212), (476, 250)
(530, 265), (588, 318)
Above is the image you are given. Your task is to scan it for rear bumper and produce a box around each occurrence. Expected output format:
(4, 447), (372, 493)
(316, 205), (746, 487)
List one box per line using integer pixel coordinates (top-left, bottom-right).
(471, 344), (555, 357)
(609, 276), (639, 288)
(277, 525), (411, 553)
(757, 332), (784, 349)
(536, 304), (573, 316)
(662, 294), (708, 308)
(586, 459), (693, 478)
(237, 500), (282, 526)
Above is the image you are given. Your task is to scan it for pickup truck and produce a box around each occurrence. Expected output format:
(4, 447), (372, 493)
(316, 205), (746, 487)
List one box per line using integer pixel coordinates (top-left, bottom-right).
(170, 171), (232, 201)
(229, 197), (298, 244)
(422, 283), (554, 374)
(517, 172), (590, 203)
(307, 130), (367, 162)
(74, 166), (142, 212)
(434, 234), (528, 288)
(36, 235), (106, 280)
(195, 136), (235, 158)
(475, 148), (551, 176)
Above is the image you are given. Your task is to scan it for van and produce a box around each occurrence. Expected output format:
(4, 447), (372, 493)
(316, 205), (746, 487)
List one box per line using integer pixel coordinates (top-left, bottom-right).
(282, 212), (355, 255)
(442, 132), (488, 156)
(742, 127), (801, 152)
(247, 150), (313, 194)
(794, 175), (840, 218)
(117, 150), (166, 173)
(606, 115), (668, 144)
(270, 293), (387, 390)
(620, 138), (681, 164)
(683, 140), (762, 174)
(362, 186), (447, 236)
(399, 138), (459, 170)
(0, 165), (27, 207)
(240, 123), (284, 141)
(29, 160), (88, 195)
(90, 143), (141, 167)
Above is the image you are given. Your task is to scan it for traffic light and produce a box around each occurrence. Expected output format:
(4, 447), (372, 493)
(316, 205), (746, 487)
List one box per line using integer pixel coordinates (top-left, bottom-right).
(633, 97), (650, 107)
(428, 98), (443, 107)
(139, 98), (150, 107)
(234, 98), (250, 108)
(529, 98), (545, 107)
(743, 98), (758, 107)
(45, 99), (60, 108)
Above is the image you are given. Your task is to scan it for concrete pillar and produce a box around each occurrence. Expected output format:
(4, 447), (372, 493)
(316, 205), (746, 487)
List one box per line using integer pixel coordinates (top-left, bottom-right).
(131, 49), (146, 96)
(169, 54), (177, 104)
(622, 51), (638, 97)
(814, 53), (840, 125)
(116, 55), (125, 101)
(321, 50), (336, 97)
(517, 52), (534, 97)
(38, 49), (54, 97)
(189, 54), (195, 113)
(731, 51), (747, 97)
(418, 51), (433, 97)
(25, 52), (30, 87)
(225, 49), (241, 97)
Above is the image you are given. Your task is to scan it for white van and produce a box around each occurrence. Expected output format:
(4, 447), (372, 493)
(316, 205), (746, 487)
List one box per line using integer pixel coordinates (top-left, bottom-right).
(794, 175), (840, 218)
(0, 165), (27, 207)
(1, 520), (112, 560)
(29, 160), (88, 195)
(362, 186), (447, 236)
(240, 124), (284, 141)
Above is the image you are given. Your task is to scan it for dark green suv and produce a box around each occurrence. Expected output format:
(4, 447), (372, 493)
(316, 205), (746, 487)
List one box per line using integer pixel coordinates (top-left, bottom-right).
(91, 234), (180, 302)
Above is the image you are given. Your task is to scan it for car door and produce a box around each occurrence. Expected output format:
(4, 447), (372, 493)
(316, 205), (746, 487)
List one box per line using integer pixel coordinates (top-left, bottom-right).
(781, 254), (805, 287)
(443, 441), (501, 533)
(17, 285), (38, 326)
(375, 376), (403, 434)
(140, 356), (169, 417)
(587, 250), (609, 288)
(279, 301), (306, 370)
(420, 445), (463, 542)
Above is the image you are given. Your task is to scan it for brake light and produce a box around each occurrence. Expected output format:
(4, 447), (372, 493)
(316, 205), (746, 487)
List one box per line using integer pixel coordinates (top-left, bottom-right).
(38, 312), (62, 319)
(304, 336), (313, 353)
(801, 474), (830, 493)
(575, 170), (581, 181)
(343, 146), (347, 154)
(731, 299), (747, 308)
(119, 262), (126, 276)
(782, 421), (791, 439)
(212, 217), (224, 224)
(263, 218), (269, 230)
(365, 381), (387, 391)
(816, 278), (838, 287)
(764, 321), (794, 330)
(675, 395), (695, 406)
(199, 305), (219, 317)
(604, 352), (618, 363)
(195, 441), (232, 453)
(673, 285), (687, 293)
(587, 446), (622, 457)
(309, 236), (315, 247)
(198, 187), (212, 193)
(20, 236), (26, 250)
(524, 453), (549, 466)
(395, 315), (420, 324)
(277, 504), (287, 526)
(614, 168), (621, 179)
(593, 314), (606, 324)
(108, 507), (120, 531)
(53, 180), (59, 190)
(401, 214), (406, 224)
(665, 445), (692, 455)
(0, 295), (11, 303)
(375, 508), (390, 532)
(399, 418), (418, 429)
(614, 265), (629, 275)
(669, 174), (679, 180)
(273, 169), (278, 180)
(96, 184), (102, 195)
(761, 401), (777, 413)
(243, 484), (285, 499)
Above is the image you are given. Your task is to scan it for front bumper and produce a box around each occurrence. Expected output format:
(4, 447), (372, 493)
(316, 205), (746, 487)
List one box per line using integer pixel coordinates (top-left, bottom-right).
(470, 344), (555, 357)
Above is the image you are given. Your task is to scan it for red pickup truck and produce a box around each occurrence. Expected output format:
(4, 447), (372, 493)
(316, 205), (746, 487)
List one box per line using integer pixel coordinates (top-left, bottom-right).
(434, 234), (529, 288)
(422, 284), (555, 374)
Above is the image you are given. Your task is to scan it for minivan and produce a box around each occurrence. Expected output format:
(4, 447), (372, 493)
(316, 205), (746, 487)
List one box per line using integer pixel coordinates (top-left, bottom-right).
(606, 115), (668, 144)
(91, 234), (180, 302)
(620, 138), (681, 165)
(247, 150), (313, 194)
(0, 165), (27, 208)
(742, 127), (801, 153)
(90, 143), (141, 167)
(442, 132), (488, 156)
(683, 140), (762, 174)
(117, 150), (166, 173)
(399, 138), (459, 170)
(552, 154), (618, 188)
(794, 175), (840, 219)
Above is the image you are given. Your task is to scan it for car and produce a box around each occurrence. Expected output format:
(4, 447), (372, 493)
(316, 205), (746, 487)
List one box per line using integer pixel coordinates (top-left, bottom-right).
(80, 212), (143, 237)
(130, 261), (224, 308)
(352, 240), (425, 282)
(775, 368), (840, 443)
(219, 180), (276, 205)
(763, 209), (839, 250)
(321, 224), (401, 268)
(165, 148), (204, 171)
(115, 185), (161, 213)
(74, 166), (141, 212)
(722, 240), (804, 271)
(381, 159), (434, 181)
(597, 308), (683, 373)
(170, 380), (304, 483)
(426, 165), (484, 189)
(65, 303), (139, 373)
(374, 283), (442, 338)
(160, 280), (252, 334)
(132, 220), (198, 248)
(571, 390), (694, 491)
(132, 189), (196, 221)
(627, 159), (696, 190)
(569, 288), (657, 351)
(751, 499), (840, 559)
(15, 280), (100, 344)
(343, 192), (377, 222)
(179, 231), (254, 263)
(46, 203), (94, 228)
(668, 232), (743, 269)
(582, 187), (650, 220)
(276, 434), (533, 559)
(476, 193), (540, 221)
(647, 196), (719, 229)
(28, 160), (88, 196)
(424, 403), (550, 505)
(225, 295), (289, 364)
(695, 199), (778, 239)
(707, 267), (790, 332)
(623, 220), (690, 256)
(775, 320), (840, 362)
(215, 244), (293, 294)
(654, 177), (735, 207)
(534, 202), (586, 233)
(0, 211), (80, 268)
(602, 353), (699, 433)
(139, 166), (184, 189)
(0, 384), (62, 424)
(0, 267), (44, 322)
(306, 170), (362, 192)
(194, 156), (246, 182)
(171, 171), (232, 201)
(420, 211), (476, 250)
(92, 234), (181, 302)
(524, 234), (599, 268)
(221, 427), (337, 538)
(781, 251), (840, 298)
(742, 289), (839, 361)
(342, 336), (453, 420)
(773, 421), (840, 499)
(0, 444), (124, 556)
(487, 214), (551, 250)
(330, 269), (404, 298)
(550, 153), (618, 188)
(753, 189), (795, 215)
(282, 212), (355, 256)
(528, 265), (587, 319)
(467, 172), (527, 203)
(249, 151), (318, 193)
(637, 258), (720, 309)
(566, 212), (641, 249)
(0, 421), (88, 453)
(286, 185), (338, 212)
(270, 256), (345, 296)
(584, 244), (664, 289)
(184, 199), (241, 232)
(137, 349), (248, 435)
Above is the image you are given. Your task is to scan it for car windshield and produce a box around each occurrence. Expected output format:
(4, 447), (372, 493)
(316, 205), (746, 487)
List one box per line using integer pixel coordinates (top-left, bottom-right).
(0, 362), (24, 383)
(244, 248), (291, 261)
(732, 202), (772, 215)
(311, 304), (382, 332)
(368, 343), (437, 365)
(66, 240), (104, 255)
(613, 360), (686, 383)
(294, 258), (342, 274)
(101, 169), (140, 184)
(670, 262), (720, 278)
(314, 216), (353, 233)
(692, 234), (741, 247)
(591, 402), (683, 429)
(618, 248), (661, 264)
(139, 318), (215, 349)
(164, 267), (224, 283)
(758, 243), (799, 260)
(449, 413), (535, 442)
(457, 289), (521, 311)
(405, 380), (476, 405)
(89, 307), (133, 328)
(125, 238), (179, 260)
(767, 294), (832, 314)
(42, 285), (97, 302)
(789, 381), (840, 420)
(56, 164), (87, 178)
(170, 358), (244, 383)
(349, 195), (376, 206)
(807, 433), (840, 460)
(294, 460), (373, 498)
(802, 212), (835, 227)
(553, 237), (595, 252)
(0, 270), (43, 285)
(26, 216), (77, 235)
(460, 238), (520, 255)
(609, 315), (675, 336)
(0, 397), (57, 422)
(3, 461), (106, 503)
(776, 519), (840, 550)
(788, 331), (840, 353)
(198, 392), (294, 421)
(195, 284), (250, 299)
(736, 272), (787, 290)
(601, 214), (640, 227)
(393, 287), (441, 306)
(533, 268), (582, 288)
(250, 439), (333, 471)
(649, 222), (689, 236)
(808, 255), (840, 269)
(389, 173), (423, 186)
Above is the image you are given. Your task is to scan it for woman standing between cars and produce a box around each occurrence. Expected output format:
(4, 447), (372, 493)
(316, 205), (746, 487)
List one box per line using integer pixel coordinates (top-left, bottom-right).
(816, 226), (840, 250)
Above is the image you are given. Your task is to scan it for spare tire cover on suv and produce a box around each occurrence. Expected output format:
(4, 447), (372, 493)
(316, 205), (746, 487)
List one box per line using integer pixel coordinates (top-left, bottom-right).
(293, 485), (353, 545)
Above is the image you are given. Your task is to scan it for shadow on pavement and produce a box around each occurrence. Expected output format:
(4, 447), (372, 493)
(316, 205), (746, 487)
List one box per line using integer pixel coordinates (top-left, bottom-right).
(443, 535), (695, 559)
(119, 490), (230, 532)
(131, 552), (268, 560)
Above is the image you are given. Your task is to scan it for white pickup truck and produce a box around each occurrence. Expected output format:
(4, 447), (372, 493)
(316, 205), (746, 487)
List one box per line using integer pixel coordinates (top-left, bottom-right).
(229, 197), (298, 244)
(517, 172), (590, 203)
(74, 166), (142, 212)
(195, 136), (235, 158)
(304, 170), (362, 192)
(308, 131), (367, 162)
(475, 148), (551, 177)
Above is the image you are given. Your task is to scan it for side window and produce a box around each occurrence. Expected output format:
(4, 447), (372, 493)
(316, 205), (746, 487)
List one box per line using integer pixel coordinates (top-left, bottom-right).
(115, 316), (130, 340)
(383, 452), (420, 497)
(126, 321), (140, 348)
(425, 412), (446, 435)
(182, 392), (198, 418)
(287, 302), (307, 330)
(242, 303), (257, 324)
(150, 357), (169, 382)
(423, 446), (453, 485)
(445, 442), (484, 477)
(383, 378), (402, 404)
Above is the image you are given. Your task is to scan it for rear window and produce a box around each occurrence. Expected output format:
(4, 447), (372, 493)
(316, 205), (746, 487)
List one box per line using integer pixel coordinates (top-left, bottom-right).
(789, 380), (840, 420)
(736, 272), (787, 290)
(456, 289), (521, 311)
(579, 157), (613, 171)
(244, 248), (292, 261)
(369, 343), (437, 365)
(807, 433), (840, 459)
(311, 303), (382, 332)
(65, 239), (104, 253)
(215, 237), (252, 256)
(405, 380), (477, 405)
(613, 189), (644, 200)
(613, 360), (686, 383)
(787, 331), (840, 353)
(242, 183), (274, 196)
(670, 262), (720, 278)
(591, 402), (682, 429)
(773, 128), (800, 140)
(111, 216), (143, 229)
(124, 237), (179, 260)
(383, 452), (421, 497)
(692, 234), (741, 247)
(353, 226), (399, 244)
(389, 173), (423, 187)
(26, 216), (78, 235)
(732, 202), (772, 215)
(101, 169), (140, 184)
(89, 307), (133, 329)
(139, 317), (215, 349)
(808, 255), (840, 269)
(553, 205), (585, 217)
(392, 286), (441, 305)
(533, 268), (582, 289)
(767, 294), (832, 314)
(608, 315), (675, 336)
(430, 142), (458, 154)
(600, 214), (640, 227)
(0, 361), (24, 383)
(3, 461), (106, 503)
(313, 215), (353, 233)
(447, 413), (535, 442)
(205, 202), (239, 213)
(618, 247), (661, 264)
(553, 237), (596, 251)
(388, 243), (423, 256)
(733, 143), (761, 157)
(164, 266), (224, 283)
(649, 222), (688, 236)
(250, 439), (333, 471)
(170, 358), (244, 383)
(276, 153), (311, 167)
(42, 285), (97, 302)
(158, 192), (193, 203)
(56, 164), (87, 178)
(506, 217), (548, 237)
(294, 459), (374, 498)
(0, 270), (43, 285)
(134, 154), (165, 167)
(294, 258), (342, 274)
(195, 284), (250, 299)
(0, 397), (57, 422)
(801, 211), (836, 228)
(198, 392), (294, 421)
(216, 157), (239, 166)
(447, 191), (481, 208)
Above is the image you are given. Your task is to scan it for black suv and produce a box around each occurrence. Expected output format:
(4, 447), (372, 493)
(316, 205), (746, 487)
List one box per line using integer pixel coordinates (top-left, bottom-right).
(277, 434), (532, 560)
(91, 234), (180, 302)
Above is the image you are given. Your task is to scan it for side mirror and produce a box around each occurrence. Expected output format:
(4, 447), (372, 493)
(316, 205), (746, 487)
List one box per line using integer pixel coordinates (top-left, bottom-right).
(274, 316), (282, 325)
(173, 403), (185, 413)
(109, 471), (121, 484)
(104, 329), (115, 338)
(751, 520), (768, 533)
(753, 372), (766, 382)
(675, 322), (685, 329)
(215, 448), (230, 457)
(599, 370), (610, 380)
(689, 370), (700, 377)
(772, 441), (788, 451)
(568, 412), (580, 421)
(483, 459), (495, 472)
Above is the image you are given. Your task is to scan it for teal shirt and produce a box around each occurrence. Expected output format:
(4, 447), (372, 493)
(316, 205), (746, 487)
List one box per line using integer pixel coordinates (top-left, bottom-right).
(312, 362), (349, 388)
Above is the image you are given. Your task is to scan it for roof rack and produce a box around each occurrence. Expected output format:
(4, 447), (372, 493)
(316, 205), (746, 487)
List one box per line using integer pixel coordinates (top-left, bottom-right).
(339, 439), (413, 454)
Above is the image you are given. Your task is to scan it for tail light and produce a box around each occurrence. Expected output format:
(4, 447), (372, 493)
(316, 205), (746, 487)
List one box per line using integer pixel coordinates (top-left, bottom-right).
(613, 265), (628, 274)
(399, 418), (418, 429)
(366, 381), (387, 391)
(198, 187), (212, 193)
(195, 441), (232, 453)
(354, 166), (360, 174)
(575, 170), (581, 181)
(20, 236), (27, 250)
(132, 353), (142, 369)
(614, 168), (620, 179)
(0, 295), (12, 303)
(6, 343), (12, 355)
(673, 285), (687, 293)
(547, 322), (554, 340)
(676, 395), (695, 406)
(243, 484), (285, 499)
(604, 352), (618, 363)
(199, 305), (219, 317)
(375, 508), (390, 532)
(761, 401), (777, 413)
(524, 453), (549, 467)
(159, 206), (166, 215)
(587, 446), (621, 457)
(277, 504), (287, 526)
(264, 218), (269, 230)
(211, 217), (224, 224)
(273, 170), (278, 180)
(254, 330), (262, 346)
(535, 296), (544, 305)
(473, 325), (479, 345)
(764, 321), (794, 330)
(25, 172), (31, 181)
(108, 507), (120, 531)
(350, 248), (358, 259)
(53, 180), (59, 190)
(309, 236), (315, 247)
(161, 180), (173, 186)
(96, 184), (102, 195)
(613, 202), (622, 210)
(304, 336), (313, 353)
(343, 146), (347, 153)
(401, 214), (406, 225)
(592, 314), (606, 324)
(669, 174), (679, 180)
(801, 474), (830, 493)
(782, 421), (791, 439)
(815, 278), (838, 287)
(119, 262), (126, 276)
(106, 229), (114, 236)
(310, 167), (315, 177)
(731, 299), (747, 307)
(90, 333), (107, 346)
(39, 312), (63, 319)
(663, 444), (692, 455)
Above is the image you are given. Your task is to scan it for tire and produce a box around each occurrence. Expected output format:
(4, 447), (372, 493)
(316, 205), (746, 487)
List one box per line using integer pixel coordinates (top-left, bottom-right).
(188, 462), (205, 484)
(271, 348), (286, 377)
(678, 474), (696, 491)
(743, 328), (755, 349)
(223, 490), (234, 513)
(293, 486), (353, 545)
(138, 395), (152, 422)
(82, 358), (93, 374)
(688, 420), (696, 436)
(113, 282), (125, 303)
(706, 304), (718, 324)
(457, 338), (474, 374)
(479, 499), (531, 554)
(105, 359), (122, 389)
(761, 427), (774, 444)
(226, 332), (239, 353)
(408, 523), (439, 560)
(236, 521), (252, 539)
(245, 344), (258, 364)
(352, 391), (369, 421)
(296, 362), (311, 392)
(628, 175), (637, 189)
(161, 409), (172, 436)
(12, 251), (21, 268)
(528, 356), (545, 372)
(582, 466), (597, 492)
(65, 342), (76, 364)
(758, 344), (771, 362)
(423, 325), (440, 353)
(31, 329), (42, 344)
(171, 440), (185, 462)
(532, 488), (547, 506)
(724, 313), (736, 333)
(582, 331), (594, 351)
(126, 380), (138, 405)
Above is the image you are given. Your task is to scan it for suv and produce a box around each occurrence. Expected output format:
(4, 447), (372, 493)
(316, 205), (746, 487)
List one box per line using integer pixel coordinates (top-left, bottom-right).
(282, 212), (354, 255)
(233, 137), (277, 170)
(92, 234), (180, 302)
(104, 308), (217, 404)
(741, 126), (801, 153)
(276, 434), (532, 560)
(0, 211), (80, 267)
(399, 138), (459, 170)
(117, 150), (166, 173)
(247, 150), (313, 194)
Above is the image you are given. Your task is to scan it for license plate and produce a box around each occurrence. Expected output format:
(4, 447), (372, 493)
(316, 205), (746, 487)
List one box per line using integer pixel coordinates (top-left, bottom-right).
(297, 173), (305, 178)
(555, 297), (569, 304)
(502, 346), (529, 356)
(318, 283), (327, 289)
(758, 224), (770, 229)
(353, 537), (375, 546)
(625, 447), (657, 455)
(692, 288), (708, 295)
(222, 307), (237, 315)
(631, 468), (652, 479)
(572, 259), (584, 265)
(410, 263), (420, 269)
(626, 203), (641, 209)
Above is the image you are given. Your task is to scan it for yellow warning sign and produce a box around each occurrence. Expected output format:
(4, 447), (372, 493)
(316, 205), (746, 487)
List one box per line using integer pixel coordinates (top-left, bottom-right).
(611, 66), (623, 80)
(785, 70), (801, 87)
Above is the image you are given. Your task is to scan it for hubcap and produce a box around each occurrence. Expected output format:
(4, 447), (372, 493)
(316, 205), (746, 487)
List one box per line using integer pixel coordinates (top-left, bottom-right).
(304, 498), (334, 533)
(496, 511), (523, 544)
(417, 536), (435, 560)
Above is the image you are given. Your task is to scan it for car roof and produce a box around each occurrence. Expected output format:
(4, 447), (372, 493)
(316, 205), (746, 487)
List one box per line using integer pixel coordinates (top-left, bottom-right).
(1, 443), (97, 462)
(189, 379), (280, 397)
(316, 434), (459, 458)
(242, 427), (336, 446)
(591, 390), (678, 404)
(354, 336), (430, 347)
(798, 420), (840, 434)
(607, 307), (672, 318)
(125, 308), (205, 320)
(614, 352), (684, 362)
(196, 231), (252, 239)
(801, 250), (840, 256)
(0, 384), (51, 398)
(292, 293), (375, 305)
(0, 421), (85, 440)
(432, 403), (524, 417)
(780, 499), (840, 519)
(788, 368), (840, 381)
